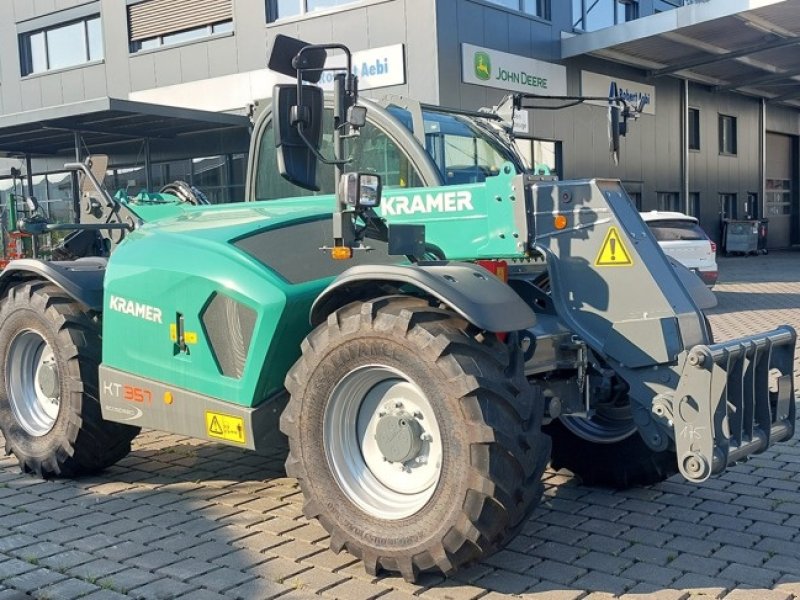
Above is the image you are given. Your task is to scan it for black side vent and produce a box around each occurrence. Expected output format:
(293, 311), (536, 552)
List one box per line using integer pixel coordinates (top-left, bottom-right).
(201, 293), (256, 379)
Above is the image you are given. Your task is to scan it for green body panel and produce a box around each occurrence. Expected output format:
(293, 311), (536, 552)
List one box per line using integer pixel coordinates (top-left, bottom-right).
(103, 168), (527, 408)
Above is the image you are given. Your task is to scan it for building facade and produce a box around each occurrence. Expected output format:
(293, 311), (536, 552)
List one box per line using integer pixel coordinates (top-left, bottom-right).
(0, 0), (798, 247)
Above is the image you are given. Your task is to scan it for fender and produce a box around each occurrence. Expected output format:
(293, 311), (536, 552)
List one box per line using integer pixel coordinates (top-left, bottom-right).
(0, 258), (106, 311)
(311, 262), (536, 333)
(666, 257), (717, 310)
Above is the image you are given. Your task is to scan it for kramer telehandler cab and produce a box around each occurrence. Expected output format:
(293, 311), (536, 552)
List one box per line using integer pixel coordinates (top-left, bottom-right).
(0, 35), (794, 582)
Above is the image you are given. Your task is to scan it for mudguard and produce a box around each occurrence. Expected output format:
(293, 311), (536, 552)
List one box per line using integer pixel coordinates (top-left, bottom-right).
(0, 258), (106, 311)
(311, 262), (536, 333)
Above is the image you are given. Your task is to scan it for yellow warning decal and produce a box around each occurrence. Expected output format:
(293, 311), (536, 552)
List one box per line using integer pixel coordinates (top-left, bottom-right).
(205, 411), (246, 444)
(595, 226), (633, 267)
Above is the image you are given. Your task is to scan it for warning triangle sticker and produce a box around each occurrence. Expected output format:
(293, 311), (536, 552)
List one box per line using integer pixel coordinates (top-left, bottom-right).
(595, 226), (633, 267)
(209, 416), (224, 435)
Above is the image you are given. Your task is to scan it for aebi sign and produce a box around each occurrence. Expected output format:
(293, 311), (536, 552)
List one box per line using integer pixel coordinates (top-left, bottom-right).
(581, 71), (656, 115)
(320, 44), (406, 91)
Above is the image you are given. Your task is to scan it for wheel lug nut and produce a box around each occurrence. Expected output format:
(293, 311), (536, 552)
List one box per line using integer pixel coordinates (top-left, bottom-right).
(416, 456), (427, 464)
(378, 411), (386, 417)
(420, 433), (432, 442)
(413, 411), (423, 419)
(395, 401), (404, 409)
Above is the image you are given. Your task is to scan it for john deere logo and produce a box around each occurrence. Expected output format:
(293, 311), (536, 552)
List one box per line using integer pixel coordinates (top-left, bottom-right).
(474, 52), (491, 81)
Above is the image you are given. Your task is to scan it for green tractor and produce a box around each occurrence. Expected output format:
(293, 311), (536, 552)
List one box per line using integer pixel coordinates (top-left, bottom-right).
(0, 36), (795, 581)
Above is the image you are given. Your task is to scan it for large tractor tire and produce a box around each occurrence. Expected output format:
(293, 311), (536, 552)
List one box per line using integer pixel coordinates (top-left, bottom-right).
(281, 296), (550, 581)
(0, 282), (139, 478)
(545, 416), (677, 489)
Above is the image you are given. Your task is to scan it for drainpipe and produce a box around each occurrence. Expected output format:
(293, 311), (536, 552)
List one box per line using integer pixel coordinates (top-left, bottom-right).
(73, 131), (81, 223)
(681, 79), (689, 214)
(144, 138), (152, 191)
(759, 98), (766, 220)
(24, 154), (38, 259)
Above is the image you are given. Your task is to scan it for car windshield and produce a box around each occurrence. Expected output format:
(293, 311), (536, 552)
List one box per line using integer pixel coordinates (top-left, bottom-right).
(647, 219), (708, 242)
(388, 105), (526, 183)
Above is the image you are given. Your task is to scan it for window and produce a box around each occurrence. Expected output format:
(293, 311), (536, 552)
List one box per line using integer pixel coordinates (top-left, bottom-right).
(657, 192), (681, 212)
(766, 180), (791, 216)
(255, 110), (423, 201)
(688, 192), (700, 217)
(628, 191), (642, 210)
(128, 0), (233, 52)
(688, 108), (700, 151)
(483, 0), (551, 19)
(20, 16), (103, 76)
(267, 0), (357, 21)
(647, 219), (708, 242)
(747, 192), (759, 219)
(719, 114), (737, 155)
(573, 0), (638, 31)
(515, 139), (562, 178)
(720, 193), (738, 219)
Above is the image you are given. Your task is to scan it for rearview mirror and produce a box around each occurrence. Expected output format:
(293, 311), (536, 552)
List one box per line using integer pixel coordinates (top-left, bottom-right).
(273, 84), (324, 191)
(339, 172), (382, 208)
(608, 104), (621, 163)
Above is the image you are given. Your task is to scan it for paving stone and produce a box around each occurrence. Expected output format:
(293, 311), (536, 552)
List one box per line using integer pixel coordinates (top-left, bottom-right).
(619, 543), (677, 566)
(571, 571), (636, 596)
(97, 568), (163, 595)
(722, 590), (791, 600)
(0, 557), (40, 579)
(248, 556), (310, 583)
(189, 565), (254, 592)
(419, 580), (487, 600)
(128, 578), (197, 600)
(619, 562), (681, 586)
(226, 577), (293, 600)
(4, 567), (66, 593)
(154, 557), (217, 581)
(536, 560), (587, 585)
(321, 578), (390, 600)
(40, 550), (95, 571)
(474, 569), (534, 594)
(529, 540), (587, 564)
(66, 558), (127, 580)
(574, 551), (632, 575)
(35, 577), (100, 600)
(716, 562), (781, 587)
(711, 544), (769, 567)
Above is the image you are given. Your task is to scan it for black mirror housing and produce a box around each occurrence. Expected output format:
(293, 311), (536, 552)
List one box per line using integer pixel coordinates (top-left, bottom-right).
(273, 84), (324, 191)
(268, 34), (326, 83)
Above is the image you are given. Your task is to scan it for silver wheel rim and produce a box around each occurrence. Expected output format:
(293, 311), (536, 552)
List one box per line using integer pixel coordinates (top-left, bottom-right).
(7, 330), (61, 437)
(560, 405), (637, 444)
(324, 365), (443, 520)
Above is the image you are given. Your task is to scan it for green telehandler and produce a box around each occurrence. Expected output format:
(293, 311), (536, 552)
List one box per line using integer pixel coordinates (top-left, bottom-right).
(0, 36), (794, 581)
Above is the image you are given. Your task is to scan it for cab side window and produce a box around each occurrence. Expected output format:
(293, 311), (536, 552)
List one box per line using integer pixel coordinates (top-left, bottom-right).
(255, 109), (422, 201)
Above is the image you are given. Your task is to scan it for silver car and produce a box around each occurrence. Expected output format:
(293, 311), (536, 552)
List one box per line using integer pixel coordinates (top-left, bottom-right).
(641, 211), (718, 287)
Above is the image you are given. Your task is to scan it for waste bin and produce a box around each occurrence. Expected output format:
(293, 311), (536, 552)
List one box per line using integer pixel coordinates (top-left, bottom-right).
(758, 219), (769, 254)
(723, 219), (759, 255)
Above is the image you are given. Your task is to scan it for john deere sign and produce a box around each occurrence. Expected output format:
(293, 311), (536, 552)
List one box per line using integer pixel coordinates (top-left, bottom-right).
(461, 43), (567, 96)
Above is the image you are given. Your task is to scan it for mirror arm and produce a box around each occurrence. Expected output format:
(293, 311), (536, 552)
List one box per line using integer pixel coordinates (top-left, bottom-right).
(295, 126), (350, 166)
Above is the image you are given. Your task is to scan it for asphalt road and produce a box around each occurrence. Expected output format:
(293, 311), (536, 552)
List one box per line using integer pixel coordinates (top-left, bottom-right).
(0, 251), (799, 600)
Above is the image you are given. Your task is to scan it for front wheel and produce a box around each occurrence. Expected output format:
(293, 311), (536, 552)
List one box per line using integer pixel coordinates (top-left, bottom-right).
(0, 282), (139, 477)
(281, 297), (550, 581)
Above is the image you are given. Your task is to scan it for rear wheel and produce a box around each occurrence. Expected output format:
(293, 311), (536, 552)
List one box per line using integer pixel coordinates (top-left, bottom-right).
(546, 410), (678, 489)
(281, 296), (550, 581)
(0, 282), (139, 477)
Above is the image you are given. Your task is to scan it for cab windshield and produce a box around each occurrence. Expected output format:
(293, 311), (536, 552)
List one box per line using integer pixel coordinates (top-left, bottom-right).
(387, 106), (527, 184)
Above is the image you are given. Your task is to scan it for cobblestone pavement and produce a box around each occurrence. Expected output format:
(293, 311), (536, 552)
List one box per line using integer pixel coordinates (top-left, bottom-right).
(1, 252), (800, 600)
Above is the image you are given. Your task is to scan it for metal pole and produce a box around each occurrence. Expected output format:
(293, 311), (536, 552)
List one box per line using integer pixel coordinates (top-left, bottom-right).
(24, 154), (38, 259)
(681, 79), (690, 214)
(72, 131), (81, 223)
(759, 98), (766, 220)
(144, 138), (152, 190)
